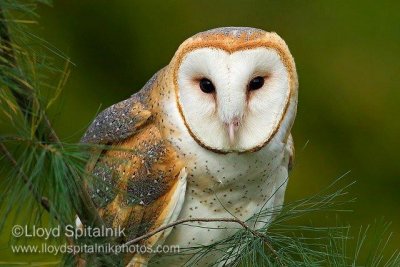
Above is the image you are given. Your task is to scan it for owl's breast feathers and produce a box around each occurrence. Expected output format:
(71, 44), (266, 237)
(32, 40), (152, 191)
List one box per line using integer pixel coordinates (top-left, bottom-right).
(81, 74), (187, 264)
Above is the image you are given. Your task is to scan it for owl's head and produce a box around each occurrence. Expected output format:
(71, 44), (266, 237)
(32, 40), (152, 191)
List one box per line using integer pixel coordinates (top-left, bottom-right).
(170, 27), (298, 153)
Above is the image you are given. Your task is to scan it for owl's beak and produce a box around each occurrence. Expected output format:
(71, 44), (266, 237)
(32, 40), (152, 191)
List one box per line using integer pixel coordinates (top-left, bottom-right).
(227, 118), (240, 144)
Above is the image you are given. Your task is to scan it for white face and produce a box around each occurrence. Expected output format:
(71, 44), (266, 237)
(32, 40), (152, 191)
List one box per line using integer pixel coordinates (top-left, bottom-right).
(177, 47), (290, 152)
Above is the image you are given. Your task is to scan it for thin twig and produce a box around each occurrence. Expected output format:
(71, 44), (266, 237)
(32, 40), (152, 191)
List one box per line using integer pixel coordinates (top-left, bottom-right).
(0, 143), (55, 216)
(0, 143), (83, 265)
(124, 217), (283, 265)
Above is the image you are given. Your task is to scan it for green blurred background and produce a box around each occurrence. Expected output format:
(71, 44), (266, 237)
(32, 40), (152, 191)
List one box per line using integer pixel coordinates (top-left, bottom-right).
(2, 0), (400, 264)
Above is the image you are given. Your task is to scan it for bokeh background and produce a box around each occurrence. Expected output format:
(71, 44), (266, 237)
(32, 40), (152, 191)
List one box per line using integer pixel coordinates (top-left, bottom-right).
(1, 0), (400, 264)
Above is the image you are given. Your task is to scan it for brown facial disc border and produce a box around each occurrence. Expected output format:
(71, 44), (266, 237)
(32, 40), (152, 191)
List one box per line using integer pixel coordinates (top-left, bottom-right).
(172, 35), (297, 154)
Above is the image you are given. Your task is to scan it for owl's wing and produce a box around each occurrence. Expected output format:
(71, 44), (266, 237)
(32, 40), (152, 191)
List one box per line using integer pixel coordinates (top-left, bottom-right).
(270, 134), (294, 216)
(81, 91), (186, 265)
(287, 134), (295, 172)
(81, 95), (152, 145)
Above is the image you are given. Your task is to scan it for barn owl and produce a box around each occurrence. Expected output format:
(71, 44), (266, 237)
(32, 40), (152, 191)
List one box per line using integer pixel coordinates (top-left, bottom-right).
(81, 27), (298, 266)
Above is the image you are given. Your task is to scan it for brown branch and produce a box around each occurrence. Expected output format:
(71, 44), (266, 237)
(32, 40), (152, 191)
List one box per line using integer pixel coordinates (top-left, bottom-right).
(124, 217), (282, 265)
(0, 143), (56, 216)
(0, 143), (83, 265)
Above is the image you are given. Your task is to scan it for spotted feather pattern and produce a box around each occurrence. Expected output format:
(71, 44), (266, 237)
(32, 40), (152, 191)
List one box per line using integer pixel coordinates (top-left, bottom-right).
(81, 73), (185, 265)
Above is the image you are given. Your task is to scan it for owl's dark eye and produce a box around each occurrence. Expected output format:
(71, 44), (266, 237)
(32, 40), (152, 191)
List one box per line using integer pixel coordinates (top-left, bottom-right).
(199, 78), (215, 93)
(248, 76), (265, 91)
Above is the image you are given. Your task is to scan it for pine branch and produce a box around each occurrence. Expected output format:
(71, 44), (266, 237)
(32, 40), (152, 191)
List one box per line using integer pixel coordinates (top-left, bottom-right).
(0, 6), (58, 142)
(0, 142), (83, 265)
(124, 217), (282, 264)
(0, 142), (54, 215)
(0, 4), (104, 229)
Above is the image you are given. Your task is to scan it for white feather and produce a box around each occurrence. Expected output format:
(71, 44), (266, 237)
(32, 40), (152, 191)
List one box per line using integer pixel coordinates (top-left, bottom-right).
(177, 47), (290, 152)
